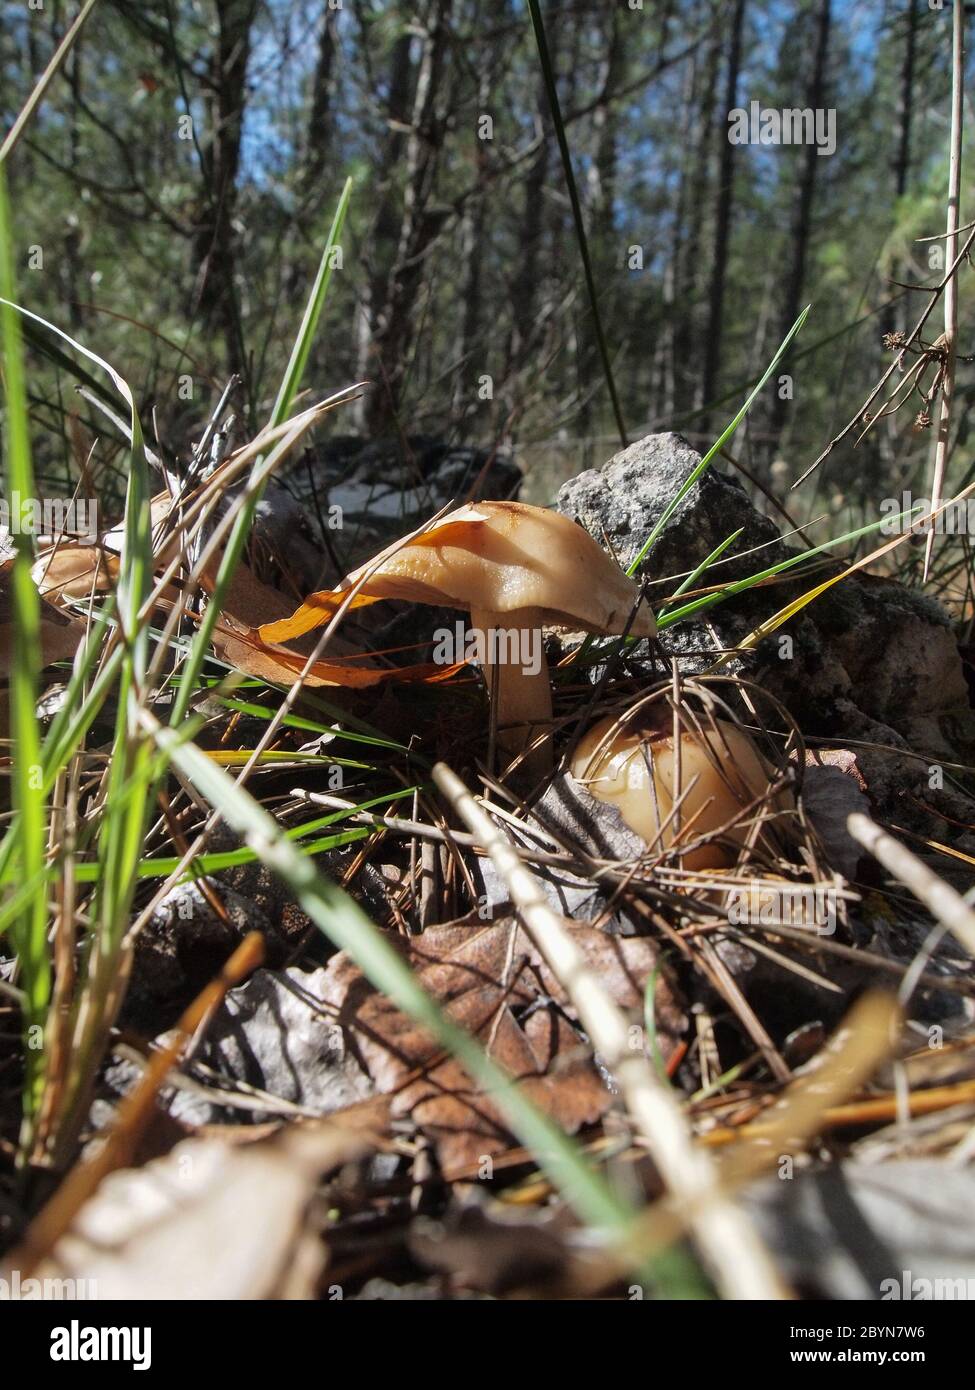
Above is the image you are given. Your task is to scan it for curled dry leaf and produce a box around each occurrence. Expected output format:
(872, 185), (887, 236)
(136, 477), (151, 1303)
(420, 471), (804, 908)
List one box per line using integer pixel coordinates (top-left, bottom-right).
(207, 536), (466, 685)
(27, 1122), (373, 1301)
(30, 495), (461, 691)
(211, 614), (461, 690)
(32, 543), (119, 601)
(0, 559), (87, 676)
(319, 918), (685, 1175)
(204, 539), (464, 688)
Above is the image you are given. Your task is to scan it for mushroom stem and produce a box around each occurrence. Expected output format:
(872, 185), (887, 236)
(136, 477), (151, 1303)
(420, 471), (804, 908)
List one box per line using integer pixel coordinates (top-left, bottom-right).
(471, 605), (553, 776)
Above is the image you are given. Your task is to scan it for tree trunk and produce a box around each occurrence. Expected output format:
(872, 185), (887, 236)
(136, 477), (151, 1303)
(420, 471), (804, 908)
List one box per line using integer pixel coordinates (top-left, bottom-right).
(701, 0), (746, 412)
(353, 23), (414, 429)
(191, 0), (259, 387)
(578, 6), (624, 441)
(506, 16), (556, 376)
(364, 0), (453, 435)
(769, 0), (832, 451)
(301, 7), (340, 201)
(676, 31), (721, 413)
(887, 0), (918, 336)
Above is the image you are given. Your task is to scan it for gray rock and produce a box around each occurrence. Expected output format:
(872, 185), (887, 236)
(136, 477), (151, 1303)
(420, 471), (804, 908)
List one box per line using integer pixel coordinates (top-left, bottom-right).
(743, 1160), (975, 1299)
(800, 762), (872, 880)
(181, 964), (374, 1121)
(557, 432), (784, 584)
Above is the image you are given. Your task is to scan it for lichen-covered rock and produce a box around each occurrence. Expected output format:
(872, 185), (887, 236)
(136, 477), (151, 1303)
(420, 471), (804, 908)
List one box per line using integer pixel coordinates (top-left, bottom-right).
(557, 431), (784, 583)
(556, 430), (975, 861)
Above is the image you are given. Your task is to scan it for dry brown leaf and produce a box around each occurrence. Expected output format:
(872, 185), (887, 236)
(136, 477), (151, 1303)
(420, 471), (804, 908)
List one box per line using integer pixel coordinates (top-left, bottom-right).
(29, 495), (456, 691)
(210, 613), (462, 689)
(320, 919), (685, 1173)
(257, 510), (491, 643)
(32, 543), (119, 601)
(202, 520), (463, 687)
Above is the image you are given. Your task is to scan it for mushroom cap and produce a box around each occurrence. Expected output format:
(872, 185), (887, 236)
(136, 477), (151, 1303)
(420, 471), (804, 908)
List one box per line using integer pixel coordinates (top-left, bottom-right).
(571, 712), (789, 871)
(259, 500), (656, 645)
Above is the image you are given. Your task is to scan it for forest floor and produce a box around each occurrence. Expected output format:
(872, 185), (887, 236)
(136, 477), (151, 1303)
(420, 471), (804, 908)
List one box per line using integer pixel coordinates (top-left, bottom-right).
(3, 421), (975, 1302)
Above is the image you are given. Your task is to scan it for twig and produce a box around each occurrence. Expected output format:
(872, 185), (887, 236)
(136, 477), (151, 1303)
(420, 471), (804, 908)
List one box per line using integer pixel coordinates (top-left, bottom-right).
(0, 0), (98, 164)
(701, 1076), (975, 1147)
(793, 221), (975, 489)
(924, 0), (965, 580)
(847, 812), (975, 958)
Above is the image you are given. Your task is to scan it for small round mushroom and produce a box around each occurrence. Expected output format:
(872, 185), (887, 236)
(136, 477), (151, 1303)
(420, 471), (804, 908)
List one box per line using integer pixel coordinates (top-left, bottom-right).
(570, 710), (791, 870)
(259, 501), (656, 773)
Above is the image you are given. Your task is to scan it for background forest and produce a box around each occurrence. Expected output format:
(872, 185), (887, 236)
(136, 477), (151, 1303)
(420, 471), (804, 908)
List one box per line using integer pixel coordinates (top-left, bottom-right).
(1, 0), (971, 517)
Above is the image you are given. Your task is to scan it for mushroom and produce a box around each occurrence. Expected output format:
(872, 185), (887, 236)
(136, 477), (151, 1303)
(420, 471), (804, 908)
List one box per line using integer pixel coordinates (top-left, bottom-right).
(570, 709), (791, 870)
(257, 501), (656, 773)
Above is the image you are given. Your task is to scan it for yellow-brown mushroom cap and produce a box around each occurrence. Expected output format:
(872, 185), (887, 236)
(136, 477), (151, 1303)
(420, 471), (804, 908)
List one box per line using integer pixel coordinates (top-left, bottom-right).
(258, 500), (657, 645)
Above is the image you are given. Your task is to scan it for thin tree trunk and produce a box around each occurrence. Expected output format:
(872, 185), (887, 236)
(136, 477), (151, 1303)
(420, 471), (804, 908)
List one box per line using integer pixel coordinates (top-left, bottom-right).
(660, 54), (698, 421)
(301, 8), (340, 200)
(579, 7), (624, 441)
(676, 31), (721, 412)
(191, 0), (258, 387)
(769, 0), (832, 450)
(353, 24), (414, 429)
(364, 0), (453, 435)
(894, 0), (918, 197)
(507, 31), (555, 374)
(888, 0), (918, 335)
(701, 0), (746, 411)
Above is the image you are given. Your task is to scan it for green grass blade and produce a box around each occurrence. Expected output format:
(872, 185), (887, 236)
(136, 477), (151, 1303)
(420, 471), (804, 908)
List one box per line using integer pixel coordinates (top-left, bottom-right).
(658, 528), (744, 619)
(628, 307), (810, 577)
(656, 503), (923, 630)
(168, 173), (355, 725)
(269, 177), (352, 430)
(167, 411), (329, 727)
(0, 165), (49, 1122)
